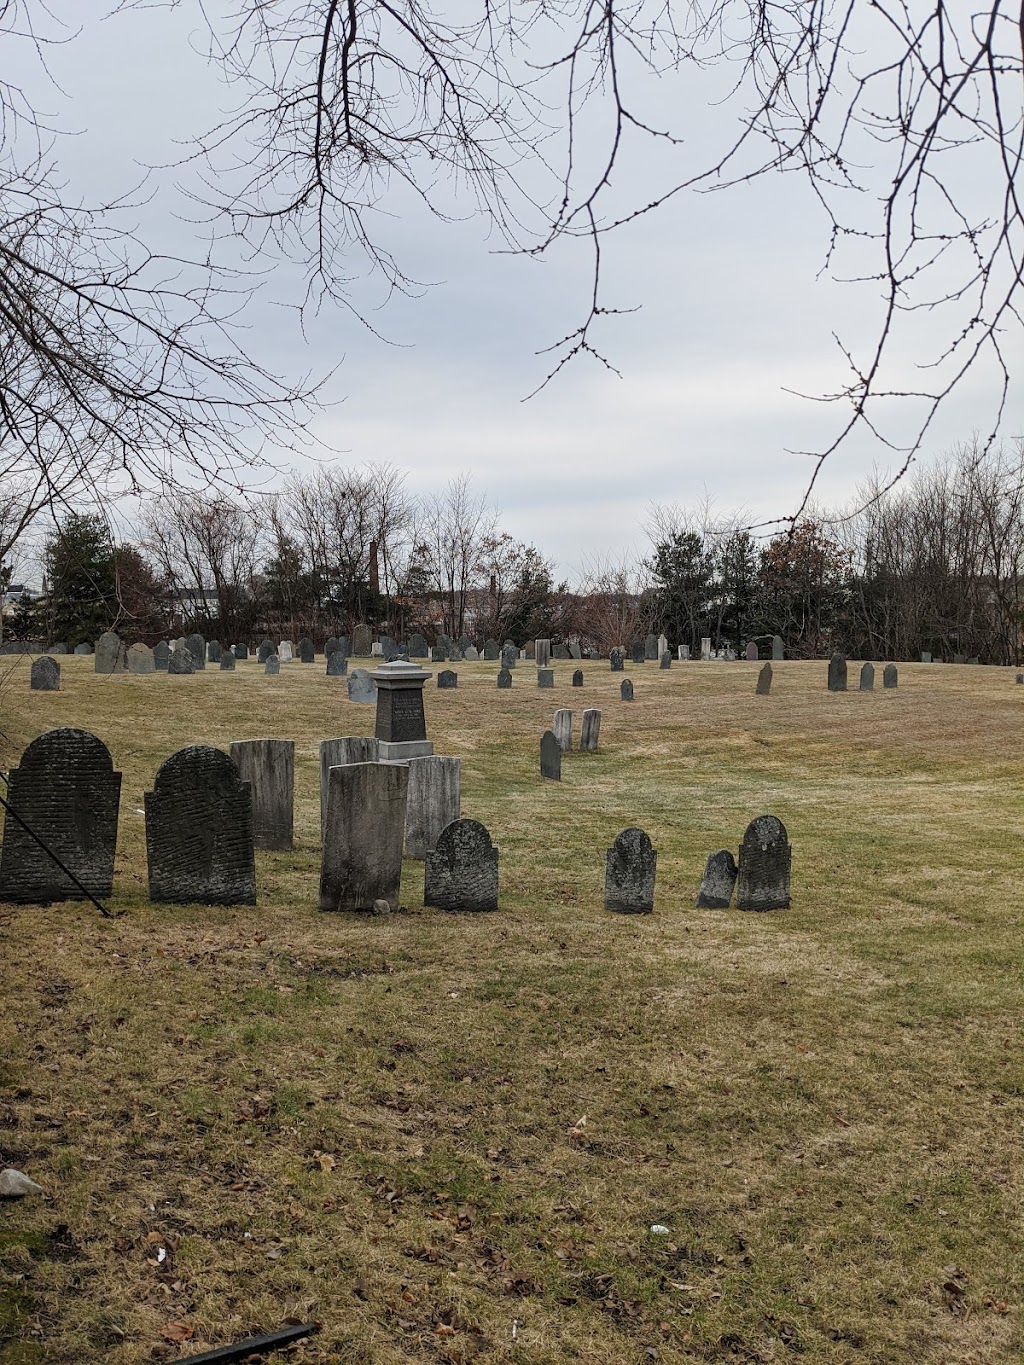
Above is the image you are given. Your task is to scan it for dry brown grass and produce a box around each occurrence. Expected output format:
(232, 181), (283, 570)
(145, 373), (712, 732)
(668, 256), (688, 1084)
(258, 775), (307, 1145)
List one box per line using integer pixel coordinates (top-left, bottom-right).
(1, 654), (1024, 1364)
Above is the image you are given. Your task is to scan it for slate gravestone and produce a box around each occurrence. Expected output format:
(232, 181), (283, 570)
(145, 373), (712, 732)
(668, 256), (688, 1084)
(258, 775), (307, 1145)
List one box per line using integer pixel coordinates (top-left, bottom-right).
(145, 746), (256, 905)
(431, 644), (447, 662)
(1018, 674), (1023, 685)
(537, 668), (554, 689)
(610, 647), (625, 671)
(48, 642), (67, 655)
(408, 633), (429, 659)
(540, 730), (561, 780)
(481, 639), (499, 661)
(405, 755), (460, 859)
(552, 642), (570, 661)
(630, 641), (645, 664)
(424, 819), (498, 911)
(320, 761), (409, 911)
(208, 640), (222, 664)
(74, 643), (93, 655)
(501, 643), (517, 670)
(154, 641), (170, 670)
(572, 669), (584, 688)
(695, 850), (738, 908)
(352, 624), (372, 656)
(324, 636), (342, 659)
(604, 828), (656, 914)
(0, 729), (121, 903)
(258, 638), (275, 662)
(580, 708), (601, 751)
(127, 643), (155, 675)
(348, 668), (376, 702)
(920, 650), (931, 663)
(30, 657), (60, 691)
(553, 708), (573, 753)
(745, 641), (758, 661)
(772, 635), (784, 660)
(219, 651), (236, 671)
(644, 633), (658, 661)
(379, 635), (396, 660)
(735, 815), (791, 911)
(278, 640), (294, 663)
(264, 656), (280, 676)
(438, 670), (458, 689)
(168, 648), (196, 675)
(660, 651), (672, 670)
(883, 663), (898, 689)
(464, 645), (480, 662)
(457, 635), (472, 658)
(233, 643), (248, 660)
(497, 668), (512, 689)
(535, 639), (551, 668)
(186, 633), (206, 669)
(95, 630), (126, 674)
(298, 637), (315, 663)
(756, 663), (772, 695)
(569, 641), (582, 660)
(327, 650), (348, 676)
(318, 737), (380, 840)
(827, 654), (847, 692)
(860, 662), (875, 690)
(621, 679), (634, 701)
(229, 739), (294, 851)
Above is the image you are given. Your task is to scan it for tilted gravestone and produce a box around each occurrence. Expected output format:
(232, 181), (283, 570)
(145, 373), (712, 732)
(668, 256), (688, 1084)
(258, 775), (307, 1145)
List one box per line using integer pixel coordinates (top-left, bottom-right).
(95, 630), (126, 674)
(659, 651), (672, 670)
(500, 643), (517, 670)
(756, 663), (772, 695)
(126, 643), (155, 675)
(535, 639), (552, 668)
(145, 746), (256, 905)
(621, 679), (634, 701)
(327, 650), (348, 676)
(298, 637), (315, 663)
(644, 633), (659, 661)
(497, 668), (512, 689)
(168, 648), (196, 675)
(424, 818), (498, 912)
(352, 623), (372, 656)
(278, 640), (294, 663)
(883, 663), (898, 689)
(347, 667), (376, 702)
(229, 738), (295, 851)
(604, 828), (656, 914)
(74, 642), (93, 655)
(207, 640), (222, 663)
(610, 647), (625, 672)
(827, 654), (847, 692)
(736, 815), (791, 911)
(219, 651), (236, 671)
(233, 643), (248, 660)
(537, 668), (554, 689)
(320, 761), (409, 911)
(580, 708), (601, 751)
(0, 729), (121, 903)
(154, 641), (170, 670)
(318, 736), (379, 840)
(695, 849), (738, 908)
(405, 755), (460, 860)
(540, 730), (561, 780)
(186, 633), (206, 669)
(264, 656), (280, 676)
(572, 669), (584, 688)
(258, 637), (275, 663)
(408, 633), (428, 659)
(553, 708), (573, 753)
(860, 661), (875, 691)
(569, 641), (582, 660)
(437, 669), (458, 689)
(772, 635), (784, 661)
(30, 657), (60, 691)
(745, 641), (758, 661)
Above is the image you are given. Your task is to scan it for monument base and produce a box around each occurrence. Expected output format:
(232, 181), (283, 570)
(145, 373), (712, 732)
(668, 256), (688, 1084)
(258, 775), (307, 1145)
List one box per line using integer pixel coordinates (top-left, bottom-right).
(377, 739), (434, 761)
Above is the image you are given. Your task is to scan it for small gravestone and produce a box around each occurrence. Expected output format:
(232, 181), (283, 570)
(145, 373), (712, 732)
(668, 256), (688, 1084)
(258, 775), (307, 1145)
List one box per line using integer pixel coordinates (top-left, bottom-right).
(464, 644), (480, 661)
(735, 815), (791, 911)
(604, 828), (656, 914)
(456, 635), (472, 659)
(621, 679), (634, 701)
(229, 738), (294, 851)
(347, 668), (376, 702)
(145, 747), (256, 904)
(352, 624), (372, 656)
(921, 650), (931, 663)
(154, 641), (170, 670)
(572, 669), (584, 688)
(953, 653), (966, 665)
(30, 657), (60, 691)
(969, 656), (980, 665)
(233, 643), (248, 660)
(497, 668), (512, 689)
(438, 669), (458, 689)
(700, 637), (712, 661)
(431, 643), (447, 662)
(483, 639), (499, 661)
(424, 819), (498, 911)
(95, 630), (126, 674)
(327, 650), (348, 676)
(552, 642), (570, 661)
(405, 755), (460, 859)
(580, 708), (601, 751)
(168, 648), (195, 675)
(772, 635), (784, 660)
(860, 662), (874, 690)
(525, 640), (536, 660)
(535, 639), (551, 668)
(745, 641), (758, 661)
(610, 647), (624, 672)
(827, 654), (847, 692)
(207, 640), (222, 663)
(379, 635), (396, 660)
(0, 729), (121, 902)
(884, 663), (898, 689)
(644, 633), (658, 661)
(501, 643), (517, 670)
(320, 761), (409, 911)
(126, 643), (155, 675)
(537, 668), (554, 689)
(695, 850), (738, 908)
(74, 642), (93, 656)
(569, 641), (582, 660)
(278, 640), (294, 663)
(408, 633), (428, 659)
(298, 637), (315, 663)
(659, 651), (672, 670)
(318, 737), (380, 839)
(219, 651), (236, 671)
(553, 708), (573, 752)
(1017, 673), (1023, 685)
(258, 638), (275, 663)
(324, 635), (342, 659)
(264, 655), (280, 676)
(540, 730), (561, 780)
(630, 641), (645, 664)
(186, 633), (206, 670)
(756, 663), (772, 695)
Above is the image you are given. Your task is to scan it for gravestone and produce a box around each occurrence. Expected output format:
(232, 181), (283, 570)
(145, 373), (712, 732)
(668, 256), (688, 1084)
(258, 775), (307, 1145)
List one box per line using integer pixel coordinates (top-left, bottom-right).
(569, 641), (582, 660)
(233, 643), (248, 660)
(630, 641), (645, 664)
(186, 633), (206, 670)
(258, 638), (275, 663)
(572, 669), (584, 687)
(700, 637), (711, 661)
(497, 668), (512, 689)
(298, 637), (315, 663)
(540, 730), (561, 780)
(621, 679), (634, 701)
(883, 663), (898, 689)
(126, 643), (155, 675)
(610, 647), (624, 671)
(827, 654), (847, 692)
(921, 650), (932, 663)
(552, 642), (570, 661)
(95, 630), (126, 674)
(278, 640), (294, 663)
(464, 645), (480, 662)
(379, 635), (396, 659)
(525, 640), (536, 660)
(0, 728), (121, 902)
(431, 643), (447, 663)
(1018, 674), (1024, 685)
(483, 639), (499, 661)
(657, 634), (668, 660)
(324, 635), (342, 659)
(372, 660), (433, 760)
(678, 645), (690, 660)
(424, 819), (498, 912)
(537, 668), (554, 688)
(535, 639), (551, 668)
(457, 635), (473, 659)
(969, 656), (980, 665)
(500, 643), (517, 670)
(154, 641), (170, 670)
(604, 828), (656, 914)
(370, 642), (384, 657)
(74, 642), (93, 655)
(756, 663), (772, 695)
(553, 708), (573, 753)
(318, 737), (380, 840)
(48, 642), (67, 655)
(644, 633), (658, 661)
(168, 648), (196, 675)
(745, 641), (758, 661)
(320, 761), (409, 911)
(408, 633), (429, 659)
(229, 738), (294, 851)
(352, 624), (372, 656)
(145, 746), (256, 904)
(327, 650), (348, 676)
(30, 657), (60, 691)
(264, 656), (280, 676)
(404, 755), (460, 859)
(347, 668), (376, 703)
(735, 815), (791, 911)
(953, 653), (966, 665)
(207, 641), (222, 664)
(772, 635), (784, 660)
(438, 669), (458, 689)
(580, 708), (601, 751)
(860, 662), (875, 691)
(219, 651), (236, 671)
(660, 651), (672, 670)
(695, 850), (738, 909)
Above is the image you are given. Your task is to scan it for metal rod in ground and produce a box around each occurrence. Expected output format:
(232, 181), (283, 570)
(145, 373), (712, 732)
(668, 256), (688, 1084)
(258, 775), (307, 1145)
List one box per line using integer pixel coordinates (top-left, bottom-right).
(179, 1322), (318, 1363)
(0, 786), (113, 918)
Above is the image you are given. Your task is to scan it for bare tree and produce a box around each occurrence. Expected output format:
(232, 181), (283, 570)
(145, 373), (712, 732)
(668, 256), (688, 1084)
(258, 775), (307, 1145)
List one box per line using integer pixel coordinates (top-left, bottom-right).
(414, 475), (497, 639)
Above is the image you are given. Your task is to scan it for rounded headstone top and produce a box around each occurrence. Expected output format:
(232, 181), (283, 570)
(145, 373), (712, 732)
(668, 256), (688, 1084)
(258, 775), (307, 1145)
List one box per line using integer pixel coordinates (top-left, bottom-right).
(20, 727), (114, 771)
(153, 745), (245, 794)
(741, 814), (788, 848)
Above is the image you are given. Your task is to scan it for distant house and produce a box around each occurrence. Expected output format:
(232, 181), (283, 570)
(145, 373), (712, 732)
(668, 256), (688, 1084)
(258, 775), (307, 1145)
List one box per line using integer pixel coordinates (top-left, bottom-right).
(171, 586), (220, 623)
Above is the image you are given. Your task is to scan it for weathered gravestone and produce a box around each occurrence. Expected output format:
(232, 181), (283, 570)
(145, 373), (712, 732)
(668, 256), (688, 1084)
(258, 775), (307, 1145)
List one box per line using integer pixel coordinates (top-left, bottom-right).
(264, 656), (280, 676)
(186, 633), (206, 669)
(298, 637), (315, 663)
(145, 746), (256, 905)
(258, 638), (275, 662)
(327, 650), (348, 676)
(677, 645), (690, 661)
(464, 645), (480, 662)
(320, 761), (409, 911)
(126, 643), (155, 675)
(920, 650), (932, 663)
(735, 815), (791, 911)
(500, 643), (517, 670)
(30, 657), (60, 691)
(352, 624), (372, 657)
(424, 819), (498, 912)
(535, 639), (551, 668)
(572, 669), (584, 688)
(772, 635), (784, 660)
(229, 738), (294, 851)
(883, 663), (898, 689)
(219, 651), (236, 671)
(438, 669), (458, 689)
(745, 641), (758, 661)
(324, 635), (341, 659)
(0, 729), (121, 903)
(644, 633), (659, 661)
(540, 730), (561, 780)
(207, 641), (222, 664)
(95, 630), (126, 674)
(168, 648), (196, 676)
(483, 639), (499, 661)
(537, 668), (554, 689)
(660, 651), (672, 670)
(552, 642), (570, 661)
(610, 647), (624, 671)
(630, 641), (645, 664)
(621, 679), (634, 701)
(604, 828), (656, 914)
(431, 643), (448, 662)
(404, 755), (460, 859)
(497, 668), (512, 689)
(657, 634), (668, 660)
(553, 708), (573, 753)
(860, 662), (875, 691)
(953, 653), (966, 665)
(580, 708), (601, 751)
(569, 641), (582, 660)
(695, 850), (738, 909)
(318, 737), (380, 840)
(347, 668), (376, 702)
(154, 641), (170, 670)
(408, 633), (428, 659)
(74, 642), (93, 655)
(278, 640), (294, 663)
(700, 637), (712, 661)
(756, 663), (772, 695)
(827, 654), (847, 692)
(525, 640), (536, 660)
(457, 635), (472, 659)
(233, 643), (248, 660)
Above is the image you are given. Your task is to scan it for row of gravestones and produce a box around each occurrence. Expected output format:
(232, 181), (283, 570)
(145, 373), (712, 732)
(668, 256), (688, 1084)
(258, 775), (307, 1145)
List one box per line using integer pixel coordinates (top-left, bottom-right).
(827, 657), (899, 692)
(539, 710), (602, 778)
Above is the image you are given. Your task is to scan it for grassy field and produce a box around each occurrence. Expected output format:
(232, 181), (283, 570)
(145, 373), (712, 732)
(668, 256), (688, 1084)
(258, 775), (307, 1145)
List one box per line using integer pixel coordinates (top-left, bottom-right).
(1, 652), (1023, 1365)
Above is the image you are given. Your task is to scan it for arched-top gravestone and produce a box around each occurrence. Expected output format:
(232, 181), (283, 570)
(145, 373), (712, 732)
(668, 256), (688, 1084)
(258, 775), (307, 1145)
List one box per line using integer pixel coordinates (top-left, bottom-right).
(483, 639), (500, 661)
(695, 849), (738, 909)
(756, 663), (772, 695)
(219, 650), (236, 671)
(233, 642), (248, 660)
(154, 641), (170, 670)
(278, 640), (294, 663)
(30, 657), (60, 691)
(883, 663), (898, 689)
(74, 642), (93, 655)
(424, 819), (499, 912)
(745, 640), (758, 661)
(145, 746), (256, 904)
(501, 642), (517, 670)
(540, 730), (561, 780)
(772, 635), (784, 660)
(0, 728), (121, 903)
(185, 633), (206, 670)
(95, 631), (126, 674)
(352, 623), (372, 656)
(572, 669), (584, 687)
(644, 633), (659, 661)
(497, 668), (512, 689)
(860, 661), (875, 691)
(552, 642), (570, 661)
(437, 670), (458, 689)
(580, 708), (601, 751)
(621, 679), (634, 701)
(126, 643), (155, 675)
(207, 640), (222, 663)
(604, 828), (656, 914)
(827, 654), (847, 692)
(610, 647), (625, 672)
(324, 635), (342, 659)
(298, 637), (315, 663)
(168, 648), (195, 675)
(258, 637), (276, 662)
(408, 633), (428, 659)
(347, 668), (376, 703)
(735, 815), (791, 912)
(264, 655), (280, 675)
(327, 650), (348, 676)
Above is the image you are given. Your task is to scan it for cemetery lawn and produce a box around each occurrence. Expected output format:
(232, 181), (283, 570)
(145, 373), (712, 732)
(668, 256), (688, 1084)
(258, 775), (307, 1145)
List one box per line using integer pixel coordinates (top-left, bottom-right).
(3, 656), (1024, 1364)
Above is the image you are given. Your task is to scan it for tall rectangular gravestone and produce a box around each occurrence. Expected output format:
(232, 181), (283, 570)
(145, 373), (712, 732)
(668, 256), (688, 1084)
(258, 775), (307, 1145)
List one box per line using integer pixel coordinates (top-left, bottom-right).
(403, 755), (460, 860)
(320, 762), (409, 911)
(319, 737), (380, 840)
(229, 739), (295, 851)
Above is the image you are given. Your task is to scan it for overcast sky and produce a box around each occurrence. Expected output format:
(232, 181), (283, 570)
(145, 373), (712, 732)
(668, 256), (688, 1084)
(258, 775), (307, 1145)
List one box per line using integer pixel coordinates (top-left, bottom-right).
(24, 2), (1024, 581)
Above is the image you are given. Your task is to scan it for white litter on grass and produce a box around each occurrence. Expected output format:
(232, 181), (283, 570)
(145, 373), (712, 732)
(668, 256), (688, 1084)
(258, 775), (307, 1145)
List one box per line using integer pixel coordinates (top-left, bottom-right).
(650, 1224), (670, 1235)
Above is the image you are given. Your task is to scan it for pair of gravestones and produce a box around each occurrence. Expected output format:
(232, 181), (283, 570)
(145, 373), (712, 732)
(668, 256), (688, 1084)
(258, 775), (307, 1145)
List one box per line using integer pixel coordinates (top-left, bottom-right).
(540, 709), (602, 778)
(695, 816), (792, 910)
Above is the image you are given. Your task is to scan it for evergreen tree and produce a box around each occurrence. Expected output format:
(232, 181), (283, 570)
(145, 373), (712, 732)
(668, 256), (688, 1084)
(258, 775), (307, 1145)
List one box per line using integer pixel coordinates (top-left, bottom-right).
(648, 531), (716, 653)
(44, 514), (119, 648)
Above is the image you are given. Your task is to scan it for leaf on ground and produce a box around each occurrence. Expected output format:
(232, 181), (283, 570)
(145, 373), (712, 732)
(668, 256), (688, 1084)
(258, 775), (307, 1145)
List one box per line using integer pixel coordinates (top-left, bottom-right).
(159, 1320), (194, 1343)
